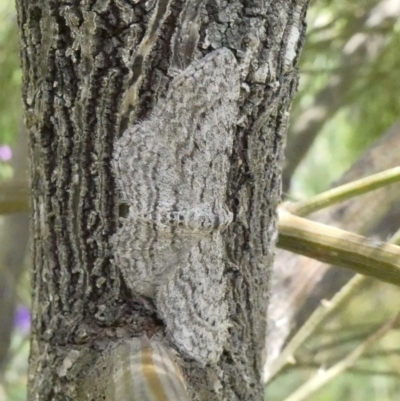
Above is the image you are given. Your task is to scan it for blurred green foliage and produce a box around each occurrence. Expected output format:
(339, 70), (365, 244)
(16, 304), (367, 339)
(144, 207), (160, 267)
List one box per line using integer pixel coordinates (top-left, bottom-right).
(267, 281), (400, 400)
(0, 0), (21, 146)
(0, 0), (21, 181)
(0, 2), (26, 400)
(272, 1), (400, 399)
(291, 0), (400, 196)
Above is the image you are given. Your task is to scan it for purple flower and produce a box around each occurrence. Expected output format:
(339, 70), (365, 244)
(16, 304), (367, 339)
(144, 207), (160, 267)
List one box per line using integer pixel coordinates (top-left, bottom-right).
(14, 306), (31, 334)
(0, 145), (12, 161)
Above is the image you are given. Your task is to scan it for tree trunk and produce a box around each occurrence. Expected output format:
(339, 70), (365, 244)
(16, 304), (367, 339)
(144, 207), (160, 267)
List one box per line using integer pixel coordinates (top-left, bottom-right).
(16, 0), (309, 400)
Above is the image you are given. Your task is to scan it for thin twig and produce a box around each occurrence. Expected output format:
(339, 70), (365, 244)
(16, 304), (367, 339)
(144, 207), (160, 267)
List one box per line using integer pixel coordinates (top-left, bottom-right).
(268, 274), (366, 380)
(281, 313), (400, 401)
(285, 167), (400, 217)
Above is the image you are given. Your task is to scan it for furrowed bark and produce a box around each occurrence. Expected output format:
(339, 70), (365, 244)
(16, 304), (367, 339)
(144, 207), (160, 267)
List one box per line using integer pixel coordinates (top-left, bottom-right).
(16, 0), (309, 399)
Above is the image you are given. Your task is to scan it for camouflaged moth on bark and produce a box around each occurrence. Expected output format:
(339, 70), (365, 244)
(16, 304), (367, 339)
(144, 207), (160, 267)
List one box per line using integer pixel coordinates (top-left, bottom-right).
(113, 48), (240, 365)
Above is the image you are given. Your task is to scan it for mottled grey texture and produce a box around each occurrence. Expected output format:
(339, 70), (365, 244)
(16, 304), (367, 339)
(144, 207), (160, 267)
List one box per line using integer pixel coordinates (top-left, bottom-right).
(113, 48), (240, 364)
(169, 0), (205, 72)
(21, 0), (307, 397)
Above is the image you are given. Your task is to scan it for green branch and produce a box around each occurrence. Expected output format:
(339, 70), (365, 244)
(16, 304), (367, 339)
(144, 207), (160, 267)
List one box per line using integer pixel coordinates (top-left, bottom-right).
(277, 208), (400, 287)
(285, 167), (400, 217)
(0, 181), (29, 214)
